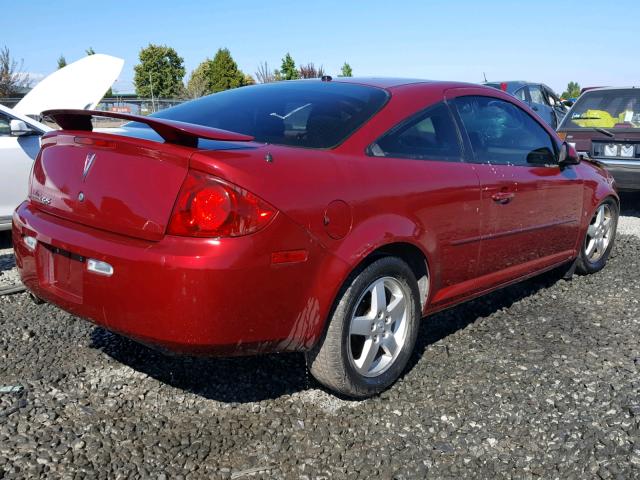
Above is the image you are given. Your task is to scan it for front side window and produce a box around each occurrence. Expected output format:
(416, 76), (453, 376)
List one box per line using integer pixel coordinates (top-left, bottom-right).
(369, 103), (462, 161)
(529, 85), (546, 104)
(452, 96), (556, 166)
(0, 113), (10, 136)
(131, 81), (389, 149)
(559, 89), (640, 131)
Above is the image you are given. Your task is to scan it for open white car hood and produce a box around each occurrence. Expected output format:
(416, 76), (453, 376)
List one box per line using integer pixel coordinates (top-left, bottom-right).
(13, 54), (124, 118)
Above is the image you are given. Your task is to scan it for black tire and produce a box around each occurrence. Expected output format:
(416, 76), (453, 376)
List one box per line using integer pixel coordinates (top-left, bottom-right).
(29, 292), (45, 305)
(306, 256), (422, 398)
(576, 197), (618, 275)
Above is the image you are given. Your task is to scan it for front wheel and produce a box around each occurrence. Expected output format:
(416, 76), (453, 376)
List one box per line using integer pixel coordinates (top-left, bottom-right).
(576, 198), (618, 275)
(306, 257), (422, 398)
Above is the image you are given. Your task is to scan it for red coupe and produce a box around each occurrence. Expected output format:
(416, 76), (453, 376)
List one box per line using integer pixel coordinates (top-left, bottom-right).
(12, 78), (618, 398)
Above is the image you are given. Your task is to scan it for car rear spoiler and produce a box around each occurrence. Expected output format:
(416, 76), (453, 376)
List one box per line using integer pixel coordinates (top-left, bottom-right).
(42, 109), (254, 148)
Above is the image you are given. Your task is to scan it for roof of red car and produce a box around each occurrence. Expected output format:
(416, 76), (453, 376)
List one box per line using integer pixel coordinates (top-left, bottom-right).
(331, 77), (476, 90)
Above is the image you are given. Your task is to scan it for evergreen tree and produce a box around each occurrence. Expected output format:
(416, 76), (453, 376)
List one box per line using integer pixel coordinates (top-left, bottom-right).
(57, 55), (67, 69)
(280, 53), (299, 80)
(339, 62), (353, 77)
(209, 48), (246, 93)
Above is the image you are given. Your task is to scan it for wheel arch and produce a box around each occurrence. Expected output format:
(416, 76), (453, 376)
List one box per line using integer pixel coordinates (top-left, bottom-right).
(354, 242), (430, 310)
(309, 238), (431, 345)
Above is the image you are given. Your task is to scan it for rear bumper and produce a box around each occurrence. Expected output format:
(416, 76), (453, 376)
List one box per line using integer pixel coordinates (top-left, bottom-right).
(595, 159), (640, 191)
(12, 201), (343, 355)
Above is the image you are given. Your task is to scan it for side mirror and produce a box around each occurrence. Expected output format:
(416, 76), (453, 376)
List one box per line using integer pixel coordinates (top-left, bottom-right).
(10, 119), (34, 137)
(558, 142), (580, 166)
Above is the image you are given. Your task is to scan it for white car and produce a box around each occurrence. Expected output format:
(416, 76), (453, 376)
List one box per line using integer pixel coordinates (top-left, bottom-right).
(0, 105), (50, 230)
(0, 54), (124, 230)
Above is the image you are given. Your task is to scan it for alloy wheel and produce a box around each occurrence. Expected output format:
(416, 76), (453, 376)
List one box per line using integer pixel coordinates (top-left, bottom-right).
(348, 276), (409, 377)
(585, 203), (614, 263)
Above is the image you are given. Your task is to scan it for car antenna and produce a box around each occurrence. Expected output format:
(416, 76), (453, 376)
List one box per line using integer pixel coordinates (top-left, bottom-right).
(483, 72), (487, 82)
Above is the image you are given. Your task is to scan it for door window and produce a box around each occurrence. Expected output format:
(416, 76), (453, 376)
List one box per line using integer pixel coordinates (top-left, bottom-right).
(528, 85), (546, 105)
(452, 96), (557, 166)
(369, 103), (462, 161)
(0, 113), (10, 136)
(514, 87), (528, 102)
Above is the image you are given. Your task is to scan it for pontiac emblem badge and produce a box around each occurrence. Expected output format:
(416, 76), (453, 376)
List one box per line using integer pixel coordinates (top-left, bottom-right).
(82, 153), (96, 181)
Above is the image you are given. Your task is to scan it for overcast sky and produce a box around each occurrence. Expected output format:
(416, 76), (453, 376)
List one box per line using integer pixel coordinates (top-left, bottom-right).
(4, 0), (638, 94)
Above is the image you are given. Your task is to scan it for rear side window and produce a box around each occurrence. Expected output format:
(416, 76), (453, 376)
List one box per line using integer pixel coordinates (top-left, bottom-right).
(514, 88), (527, 102)
(369, 103), (462, 161)
(452, 96), (556, 166)
(132, 81), (388, 149)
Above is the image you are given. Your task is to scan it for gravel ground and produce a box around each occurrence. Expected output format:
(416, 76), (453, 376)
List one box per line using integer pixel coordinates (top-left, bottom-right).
(0, 234), (18, 289)
(618, 193), (640, 237)
(0, 205), (639, 479)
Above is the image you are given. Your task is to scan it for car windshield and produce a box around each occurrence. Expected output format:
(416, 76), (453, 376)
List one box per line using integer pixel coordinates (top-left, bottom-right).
(129, 81), (388, 149)
(560, 89), (640, 130)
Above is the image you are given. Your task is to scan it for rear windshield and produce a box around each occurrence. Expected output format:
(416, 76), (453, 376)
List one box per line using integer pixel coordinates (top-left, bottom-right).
(131, 81), (388, 149)
(559, 89), (640, 130)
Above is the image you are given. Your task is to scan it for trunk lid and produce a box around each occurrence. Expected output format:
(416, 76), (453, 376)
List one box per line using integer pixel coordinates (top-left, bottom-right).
(30, 132), (190, 241)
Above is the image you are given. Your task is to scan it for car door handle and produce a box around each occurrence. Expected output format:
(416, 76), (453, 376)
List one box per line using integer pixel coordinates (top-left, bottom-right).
(491, 191), (515, 204)
(531, 105), (539, 111)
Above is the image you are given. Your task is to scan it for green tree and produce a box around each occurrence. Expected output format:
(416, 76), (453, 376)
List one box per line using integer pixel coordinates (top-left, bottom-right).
(280, 53), (299, 80)
(187, 49), (248, 96)
(561, 81), (581, 99)
(243, 73), (256, 86)
(209, 48), (246, 93)
(185, 61), (210, 98)
(57, 55), (67, 69)
(133, 44), (185, 98)
(86, 47), (96, 56)
(339, 62), (353, 77)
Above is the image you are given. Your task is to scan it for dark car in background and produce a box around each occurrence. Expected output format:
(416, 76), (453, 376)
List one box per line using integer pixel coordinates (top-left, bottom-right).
(558, 87), (640, 191)
(484, 81), (568, 128)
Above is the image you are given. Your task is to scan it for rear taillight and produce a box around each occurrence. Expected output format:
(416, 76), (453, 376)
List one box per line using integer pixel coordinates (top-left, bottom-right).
(500, 82), (508, 91)
(167, 170), (277, 237)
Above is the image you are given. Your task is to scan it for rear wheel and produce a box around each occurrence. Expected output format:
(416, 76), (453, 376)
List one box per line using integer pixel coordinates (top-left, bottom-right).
(306, 257), (422, 398)
(576, 198), (618, 275)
